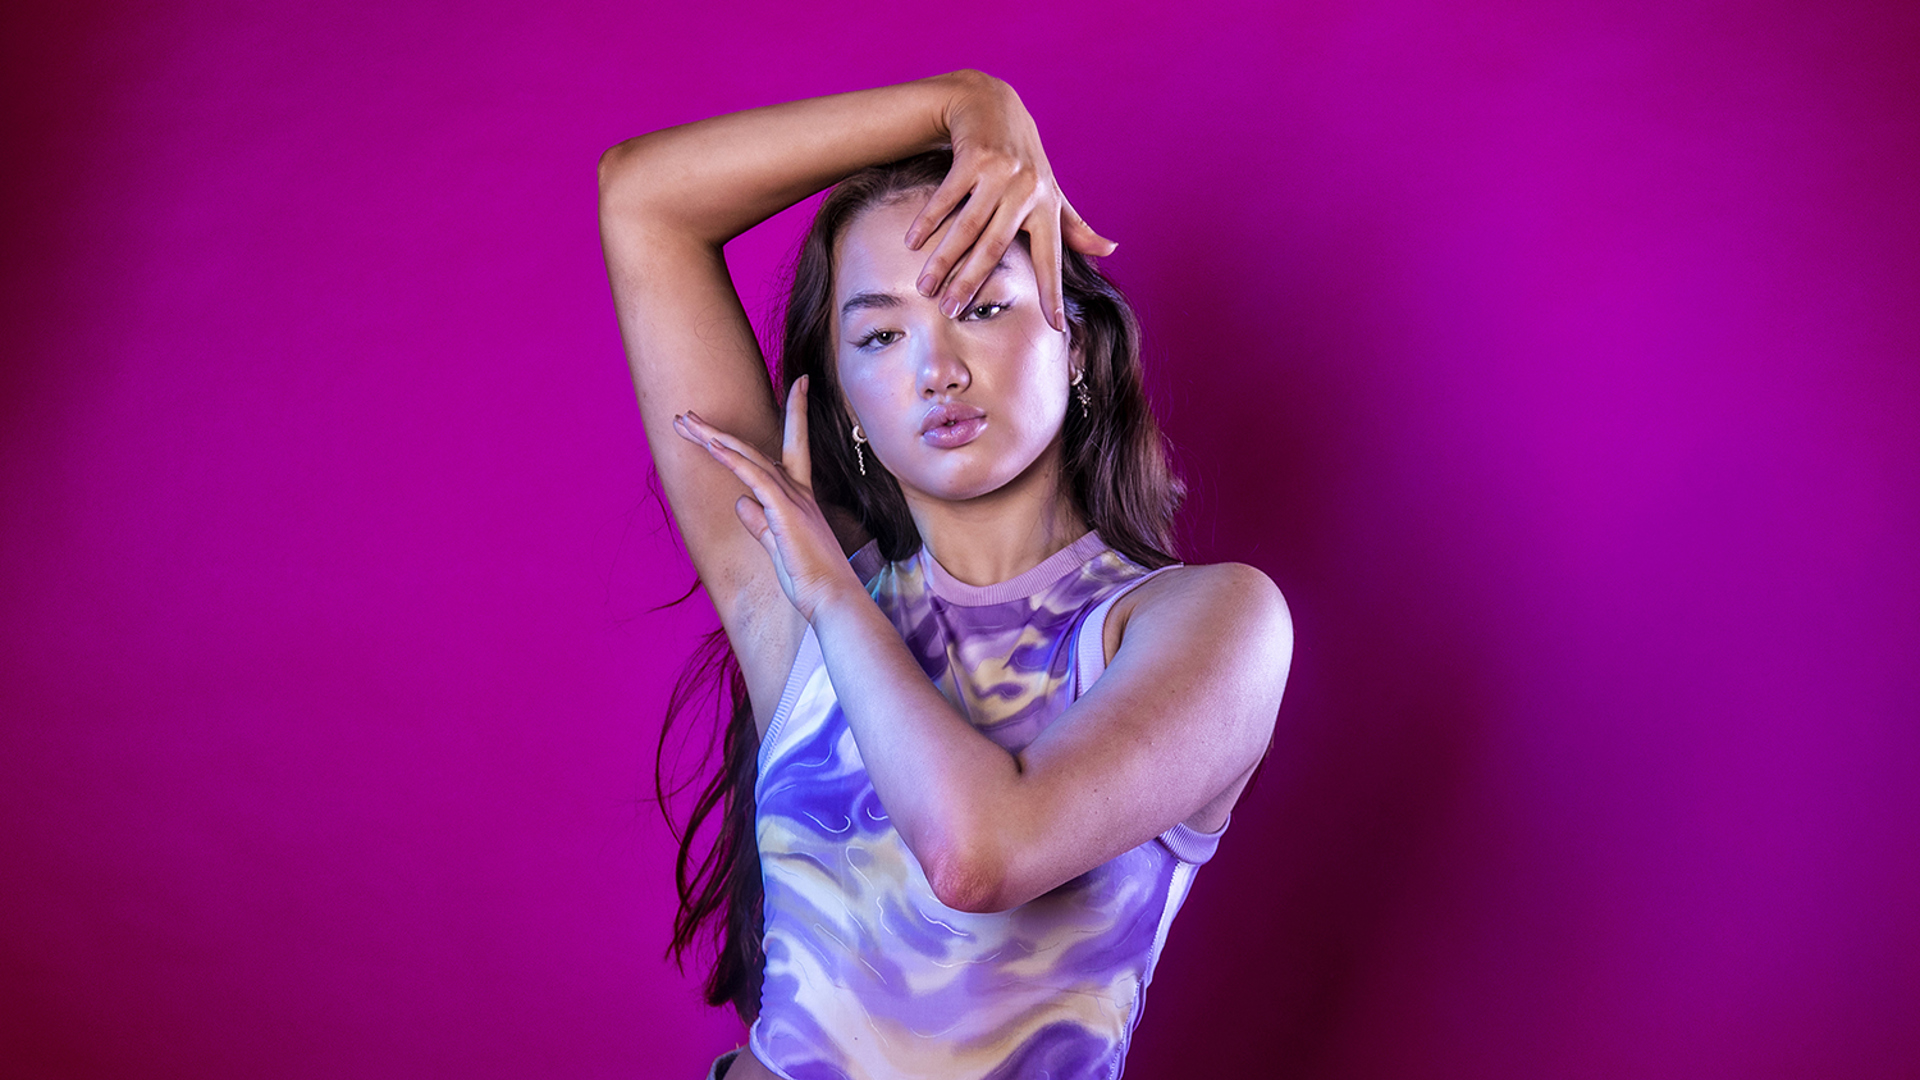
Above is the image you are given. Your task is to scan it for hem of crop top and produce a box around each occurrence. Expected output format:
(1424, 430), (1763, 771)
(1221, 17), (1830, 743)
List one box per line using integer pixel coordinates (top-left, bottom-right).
(754, 534), (1229, 865)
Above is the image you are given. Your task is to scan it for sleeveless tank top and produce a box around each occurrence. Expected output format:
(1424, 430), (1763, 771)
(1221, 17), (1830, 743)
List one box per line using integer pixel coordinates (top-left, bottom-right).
(748, 532), (1229, 1080)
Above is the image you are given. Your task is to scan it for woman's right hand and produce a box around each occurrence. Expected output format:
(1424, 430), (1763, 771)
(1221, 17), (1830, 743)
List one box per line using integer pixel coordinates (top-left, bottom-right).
(906, 72), (1119, 333)
(672, 376), (870, 627)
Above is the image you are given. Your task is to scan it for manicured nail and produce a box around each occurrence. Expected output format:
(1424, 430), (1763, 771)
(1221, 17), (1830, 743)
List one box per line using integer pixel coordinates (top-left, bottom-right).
(917, 275), (936, 296)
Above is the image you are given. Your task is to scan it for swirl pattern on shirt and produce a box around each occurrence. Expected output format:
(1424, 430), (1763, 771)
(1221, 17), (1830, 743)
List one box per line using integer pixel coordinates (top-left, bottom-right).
(748, 535), (1221, 1080)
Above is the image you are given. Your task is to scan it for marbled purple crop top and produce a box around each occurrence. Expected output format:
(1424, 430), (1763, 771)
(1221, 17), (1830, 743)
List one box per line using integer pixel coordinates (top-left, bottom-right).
(748, 532), (1229, 1080)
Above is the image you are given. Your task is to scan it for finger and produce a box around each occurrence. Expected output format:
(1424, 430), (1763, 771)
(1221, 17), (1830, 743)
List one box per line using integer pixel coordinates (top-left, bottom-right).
(671, 412), (707, 446)
(701, 434), (796, 514)
(906, 169), (973, 255)
(938, 196), (1025, 318)
(782, 376), (811, 490)
(681, 410), (784, 477)
(1062, 200), (1118, 257)
(734, 494), (778, 557)
(1027, 207), (1066, 332)
(918, 183), (999, 302)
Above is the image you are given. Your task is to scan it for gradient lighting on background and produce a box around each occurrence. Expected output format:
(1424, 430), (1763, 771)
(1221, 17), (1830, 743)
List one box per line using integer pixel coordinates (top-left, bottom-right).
(2, 1), (1915, 1077)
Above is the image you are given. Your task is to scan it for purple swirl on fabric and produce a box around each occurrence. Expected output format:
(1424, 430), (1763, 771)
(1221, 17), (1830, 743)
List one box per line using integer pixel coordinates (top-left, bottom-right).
(749, 536), (1220, 1080)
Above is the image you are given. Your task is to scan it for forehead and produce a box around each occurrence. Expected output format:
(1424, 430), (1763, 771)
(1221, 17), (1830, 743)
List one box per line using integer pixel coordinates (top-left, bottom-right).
(833, 197), (1037, 307)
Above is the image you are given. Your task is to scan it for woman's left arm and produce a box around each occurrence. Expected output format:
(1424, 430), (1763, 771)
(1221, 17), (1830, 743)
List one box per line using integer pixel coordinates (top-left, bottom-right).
(684, 378), (1292, 916)
(813, 558), (1291, 913)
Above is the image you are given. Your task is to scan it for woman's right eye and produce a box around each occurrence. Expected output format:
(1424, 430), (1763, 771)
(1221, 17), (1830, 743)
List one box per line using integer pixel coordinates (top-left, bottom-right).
(855, 329), (901, 349)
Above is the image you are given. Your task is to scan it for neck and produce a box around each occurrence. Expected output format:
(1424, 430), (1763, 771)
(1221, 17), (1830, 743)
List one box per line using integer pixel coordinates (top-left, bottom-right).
(903, 443), (1090, 587)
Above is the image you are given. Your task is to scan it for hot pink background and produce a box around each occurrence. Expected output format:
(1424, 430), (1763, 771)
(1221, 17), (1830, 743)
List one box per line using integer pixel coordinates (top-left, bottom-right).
(4, 1), (1916, 1076)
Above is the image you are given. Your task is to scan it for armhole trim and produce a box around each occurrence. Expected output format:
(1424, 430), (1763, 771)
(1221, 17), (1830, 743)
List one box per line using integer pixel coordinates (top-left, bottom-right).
(757, 540), (885, 777)
(1070, 564), (1179, 696)
(1070, 564), (1231, 866)
(756, 627), (821, 777)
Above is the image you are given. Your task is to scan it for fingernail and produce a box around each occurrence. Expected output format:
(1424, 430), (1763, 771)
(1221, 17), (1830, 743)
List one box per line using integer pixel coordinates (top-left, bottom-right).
(917, 275), (936, 296)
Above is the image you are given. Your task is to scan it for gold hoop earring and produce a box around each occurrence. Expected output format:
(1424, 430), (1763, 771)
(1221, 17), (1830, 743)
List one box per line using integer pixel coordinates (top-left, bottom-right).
(851, 423), (868, 477)
(1069, 369), (1090, 422)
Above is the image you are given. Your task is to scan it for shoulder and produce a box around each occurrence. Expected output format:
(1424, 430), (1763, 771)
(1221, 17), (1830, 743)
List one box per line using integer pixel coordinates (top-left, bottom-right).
(1104, 561), (1292, 675)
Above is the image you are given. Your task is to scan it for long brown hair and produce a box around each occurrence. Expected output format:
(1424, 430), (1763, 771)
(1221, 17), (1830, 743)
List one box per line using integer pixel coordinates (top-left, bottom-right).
(658, 150), (1186, 1022)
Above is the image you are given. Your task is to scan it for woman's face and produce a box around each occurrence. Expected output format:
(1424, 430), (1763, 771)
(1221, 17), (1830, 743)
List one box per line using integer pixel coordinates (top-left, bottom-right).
(831, 197), (1076, 508)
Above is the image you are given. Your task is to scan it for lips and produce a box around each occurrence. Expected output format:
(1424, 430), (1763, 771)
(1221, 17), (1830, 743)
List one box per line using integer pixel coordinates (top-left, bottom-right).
(919, 402), (988, 448)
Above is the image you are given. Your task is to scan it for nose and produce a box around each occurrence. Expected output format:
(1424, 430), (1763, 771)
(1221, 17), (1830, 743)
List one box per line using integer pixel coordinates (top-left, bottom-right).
(916, 325), (971, 399)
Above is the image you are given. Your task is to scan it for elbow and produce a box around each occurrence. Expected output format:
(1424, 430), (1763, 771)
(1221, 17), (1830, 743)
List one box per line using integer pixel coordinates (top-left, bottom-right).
(597, 133), (675, 224)
(596, 136), (646, 211)
(925, 842), (1012, 915)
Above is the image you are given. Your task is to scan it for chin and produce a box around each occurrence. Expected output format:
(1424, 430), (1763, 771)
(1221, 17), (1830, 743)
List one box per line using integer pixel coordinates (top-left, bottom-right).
(901, 472), (1008, 504)
(898, 447), (1055, 505)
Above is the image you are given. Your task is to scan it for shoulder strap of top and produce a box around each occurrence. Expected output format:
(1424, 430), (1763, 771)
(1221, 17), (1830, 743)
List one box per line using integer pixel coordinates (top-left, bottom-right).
(848, 539), (887, 583)
(1071, 563), (1181, 698)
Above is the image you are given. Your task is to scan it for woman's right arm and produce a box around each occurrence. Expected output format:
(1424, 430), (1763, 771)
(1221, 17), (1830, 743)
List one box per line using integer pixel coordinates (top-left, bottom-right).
(598, 71), (1099, 724)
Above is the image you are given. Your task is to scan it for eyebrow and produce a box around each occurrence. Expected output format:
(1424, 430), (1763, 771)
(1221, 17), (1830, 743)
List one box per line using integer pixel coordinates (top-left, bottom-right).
(840, 290), (901, 317)
(839, 257), (1015, 319)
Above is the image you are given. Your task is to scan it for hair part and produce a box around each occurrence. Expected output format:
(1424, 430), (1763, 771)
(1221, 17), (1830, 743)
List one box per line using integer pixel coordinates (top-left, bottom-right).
(659, 150), (1184, 1023)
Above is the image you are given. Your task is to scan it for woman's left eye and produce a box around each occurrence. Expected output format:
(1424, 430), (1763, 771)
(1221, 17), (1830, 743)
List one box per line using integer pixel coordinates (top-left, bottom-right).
(963, 300), (1010, 321)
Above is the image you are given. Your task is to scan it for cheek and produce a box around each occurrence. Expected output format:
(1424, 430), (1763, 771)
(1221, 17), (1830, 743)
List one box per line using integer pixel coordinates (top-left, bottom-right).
(836, 362), (878, 413)
(836, 361), (909, 440)
(1012, 348), (1073, 417)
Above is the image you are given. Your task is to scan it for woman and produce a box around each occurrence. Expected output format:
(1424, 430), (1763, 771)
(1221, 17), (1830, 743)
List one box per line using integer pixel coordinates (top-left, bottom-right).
(598, 70), (1292, 1080)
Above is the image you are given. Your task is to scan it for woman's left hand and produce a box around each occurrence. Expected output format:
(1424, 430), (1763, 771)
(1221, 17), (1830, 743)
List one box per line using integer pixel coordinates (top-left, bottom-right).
(906, 72), (1118, 333)
(673, 376), (862, 623)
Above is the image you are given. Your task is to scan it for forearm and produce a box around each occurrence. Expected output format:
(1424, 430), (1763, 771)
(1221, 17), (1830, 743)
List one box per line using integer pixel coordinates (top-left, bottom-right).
(808, 586), (1024, 911)
(598, 70), (995, 245)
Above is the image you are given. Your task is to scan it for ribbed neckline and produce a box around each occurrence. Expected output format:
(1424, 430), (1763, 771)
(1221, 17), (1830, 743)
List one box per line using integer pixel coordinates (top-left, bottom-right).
(919, 531), (1107, 607)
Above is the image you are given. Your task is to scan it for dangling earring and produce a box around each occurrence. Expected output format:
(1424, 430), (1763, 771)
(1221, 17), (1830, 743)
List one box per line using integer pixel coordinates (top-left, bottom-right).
(1070, 369), (1091, 422)
(851, 423), (868, 477)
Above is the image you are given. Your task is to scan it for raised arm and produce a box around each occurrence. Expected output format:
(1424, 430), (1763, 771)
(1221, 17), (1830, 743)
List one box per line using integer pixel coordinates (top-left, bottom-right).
(598, 71), (1103, 722)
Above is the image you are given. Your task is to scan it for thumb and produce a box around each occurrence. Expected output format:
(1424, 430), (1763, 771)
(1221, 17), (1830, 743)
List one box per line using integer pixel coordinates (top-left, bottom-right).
(734, 496), (778, 558)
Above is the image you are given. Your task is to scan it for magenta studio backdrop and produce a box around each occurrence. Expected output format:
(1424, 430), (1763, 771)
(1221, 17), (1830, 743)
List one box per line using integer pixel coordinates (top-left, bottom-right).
(4, 1), (1916, 1077)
